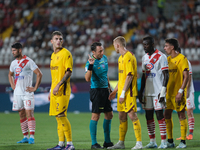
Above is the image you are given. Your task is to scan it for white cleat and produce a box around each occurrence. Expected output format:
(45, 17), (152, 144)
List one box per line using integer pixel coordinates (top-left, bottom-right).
(158, 141), (167, 149)
(176, 142), (186, 148)
(107, 141), (125, 149)
(144, 142), (157, 148)
(131, 142), (143, 150)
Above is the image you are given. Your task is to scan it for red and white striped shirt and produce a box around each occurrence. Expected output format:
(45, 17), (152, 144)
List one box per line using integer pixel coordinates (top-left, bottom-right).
(142, 49), (168, 96)
(9, 55), (38, 95)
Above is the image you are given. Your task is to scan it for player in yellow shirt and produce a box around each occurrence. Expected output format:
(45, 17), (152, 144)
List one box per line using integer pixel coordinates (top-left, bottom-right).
(47, 31), (75, 150)
(108, 36), (143, 149)
(164, 38), (189, 149)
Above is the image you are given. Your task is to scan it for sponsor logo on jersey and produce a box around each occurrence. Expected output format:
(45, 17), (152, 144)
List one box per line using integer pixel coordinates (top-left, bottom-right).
(169, 69), (177, 72)
(119, 70), (123, 73)
(146, 73), (156, 78)
(50, 66), (59, 70)
(145, 63), (154, 70)
(15, 67), (22, 75)
(15, 76), (24, 80)
(101, 64), (105, 68)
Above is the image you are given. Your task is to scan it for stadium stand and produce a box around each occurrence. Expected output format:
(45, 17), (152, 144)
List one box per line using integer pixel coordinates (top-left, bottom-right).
(0, 0), (200, 79)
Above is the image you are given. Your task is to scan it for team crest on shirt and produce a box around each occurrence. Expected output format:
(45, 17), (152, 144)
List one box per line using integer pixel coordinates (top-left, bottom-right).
(101, 64), (105, 68)
(15, 67), (22, 74)
(145, 63), (154, 70)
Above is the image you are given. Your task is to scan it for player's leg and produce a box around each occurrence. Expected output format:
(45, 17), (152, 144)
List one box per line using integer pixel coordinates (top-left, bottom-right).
(164, 109), (174, 147)
(155, 110), (167, 148)
(90, 112), (102, 149)
(18, 109), (29, 143)
(24, 95), (35, 144)
(26, 109), (35, 144)
(103, 111), (113, 148)
(128, 110), (143, 149)
(186, 93), (195, 140)
(14, 95), (29, 143)
(187, 108), (194, 139)
(143, 97), (157, 148)
(107, 111), (126, 149)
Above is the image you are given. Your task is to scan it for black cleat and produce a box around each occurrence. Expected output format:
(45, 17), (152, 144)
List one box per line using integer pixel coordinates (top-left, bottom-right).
(103, 142), (114, 148)
(91, 143), (103, 149)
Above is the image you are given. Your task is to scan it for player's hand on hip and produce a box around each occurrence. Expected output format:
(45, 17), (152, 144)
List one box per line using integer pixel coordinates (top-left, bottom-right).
(26, 87), (36, 92)
(176, 93), (182, 105)
(88, 54), (94, 64)
(53, 85), (59, 95)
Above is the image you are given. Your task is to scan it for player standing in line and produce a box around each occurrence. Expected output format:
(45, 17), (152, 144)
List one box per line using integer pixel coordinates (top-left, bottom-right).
(8, 42), (42, 144)
(47, 31), (75, 150)
(175, 48), (195, 140)
(85, 42), (113, 149)
(108, 36), (143, 150)
(164, 38), (189, 148)
(139, 36), (169, 148)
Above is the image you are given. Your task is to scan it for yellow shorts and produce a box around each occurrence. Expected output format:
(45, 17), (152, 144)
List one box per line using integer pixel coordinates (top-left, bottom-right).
(49, 93), (70, 116)
(117, 95), (137, 113)
(166, 95), (186, 112)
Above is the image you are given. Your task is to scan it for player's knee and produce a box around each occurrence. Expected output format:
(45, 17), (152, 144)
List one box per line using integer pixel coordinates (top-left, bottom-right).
(104, 111), (113, 120)
(155, 110), (164, 120)
(145, 110), (154, 120)
(57, 113), (66, 118)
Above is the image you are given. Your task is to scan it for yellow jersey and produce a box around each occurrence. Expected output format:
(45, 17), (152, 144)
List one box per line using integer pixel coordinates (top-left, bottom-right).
(118, 51), (137, 97)
(50, 48), (73, 96)
(166, 53), (189, 97)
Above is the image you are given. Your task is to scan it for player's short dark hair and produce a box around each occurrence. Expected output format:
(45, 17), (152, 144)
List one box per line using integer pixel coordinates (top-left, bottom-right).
(91, 42), (102, 51)
(177, 47), (181, 53)
(51, 31), (63, 38)
(11, 42), (22, 49)
(143, 36), (154, 44)
(165, 38), (179, 50)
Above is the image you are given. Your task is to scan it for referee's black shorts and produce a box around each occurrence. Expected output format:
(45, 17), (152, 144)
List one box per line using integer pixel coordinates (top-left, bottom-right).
(90, 88), (113, 113)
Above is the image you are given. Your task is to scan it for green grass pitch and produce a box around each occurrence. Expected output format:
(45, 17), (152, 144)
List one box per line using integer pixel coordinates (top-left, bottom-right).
(0, 112), (200, 150)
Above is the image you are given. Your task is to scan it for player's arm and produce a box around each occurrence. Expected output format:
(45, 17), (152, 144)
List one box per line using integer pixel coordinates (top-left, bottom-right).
(138, 73), (146, 104)
(119, 74), (133, 104)
(26, 68), (43, 92)
(186, 74), (192, 98)
(109, 83), (118, 100)
(176, 69), (189, 103)
(85, 55), (94, 82)
(159, 70), (169, 102)
(53, 70), (72, 95)
(8, 71), (15, 90)
(107, 75), (112, 93)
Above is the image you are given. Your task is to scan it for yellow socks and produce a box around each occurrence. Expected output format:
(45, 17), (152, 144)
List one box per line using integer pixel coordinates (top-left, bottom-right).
(180, 119), (187, 140)
(56, 117), (65, 142)
(165, 118), (173, 139)
(59, 116), (72, 142)
(133, 119), (142, 141)
(119, 120), (127, 141)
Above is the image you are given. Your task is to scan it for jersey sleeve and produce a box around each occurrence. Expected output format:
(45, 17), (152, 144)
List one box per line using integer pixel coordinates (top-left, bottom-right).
(64, 51), (73, 72)
(160, 54), (169, 71)
(9, 61), (14, 72)
(29, 59), (38, 71)
(125, 54), (135, 76)
(180, 56), (189, 72)
(85, 61), (89, 73)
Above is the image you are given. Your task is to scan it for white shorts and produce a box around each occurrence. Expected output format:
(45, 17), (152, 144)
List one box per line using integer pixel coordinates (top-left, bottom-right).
(187, 92), (195, 109)
(12, 94), (35, 111)
(142, 96), (165, 110)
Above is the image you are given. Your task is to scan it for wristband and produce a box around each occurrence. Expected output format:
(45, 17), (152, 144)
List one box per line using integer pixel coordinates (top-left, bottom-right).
(120, 90), (125, 98)
(178, 88), (184, 94)
(88, 64), (93, 71)
(160, 86), (166, 98)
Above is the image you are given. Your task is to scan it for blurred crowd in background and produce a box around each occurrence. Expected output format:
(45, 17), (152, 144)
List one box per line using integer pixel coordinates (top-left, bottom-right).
(0, 0), (200, 68)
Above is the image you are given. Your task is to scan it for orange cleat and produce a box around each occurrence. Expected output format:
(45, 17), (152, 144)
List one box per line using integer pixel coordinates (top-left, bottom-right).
(176, 137), (182, 140)
(186, 134), (193, 140)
